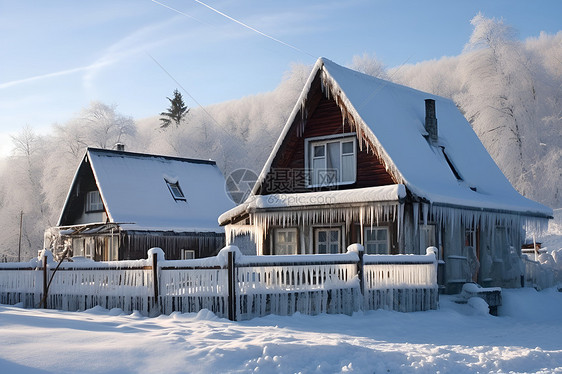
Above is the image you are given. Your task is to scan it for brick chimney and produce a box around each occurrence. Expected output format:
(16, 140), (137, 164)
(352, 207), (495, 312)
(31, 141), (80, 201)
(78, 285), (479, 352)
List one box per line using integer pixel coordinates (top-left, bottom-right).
(425, 99), (438, 143)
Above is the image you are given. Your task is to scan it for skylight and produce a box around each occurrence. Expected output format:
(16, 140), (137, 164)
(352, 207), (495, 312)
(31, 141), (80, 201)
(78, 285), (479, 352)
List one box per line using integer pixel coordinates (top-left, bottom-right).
(165, 180), (186, 201)
(441, 147), (463, 181)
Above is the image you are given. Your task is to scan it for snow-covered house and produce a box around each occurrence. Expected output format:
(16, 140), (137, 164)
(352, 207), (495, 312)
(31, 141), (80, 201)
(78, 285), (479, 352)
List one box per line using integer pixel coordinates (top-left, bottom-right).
(219, 58), (553, 293)
(46, 147), (234, 261)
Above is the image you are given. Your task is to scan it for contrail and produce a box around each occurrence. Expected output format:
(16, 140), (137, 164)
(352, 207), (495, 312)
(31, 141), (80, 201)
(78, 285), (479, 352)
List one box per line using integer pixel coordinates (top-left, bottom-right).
(0, 62), (107, 90)
(152, 0), (315, 59)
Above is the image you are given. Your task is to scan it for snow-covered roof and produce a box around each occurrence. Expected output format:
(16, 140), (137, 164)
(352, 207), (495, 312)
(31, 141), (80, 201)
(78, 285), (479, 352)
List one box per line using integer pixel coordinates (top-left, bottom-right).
(246, 57), (552, 219)
(219, 185), (405, 224)
(60, 148), (235, 232)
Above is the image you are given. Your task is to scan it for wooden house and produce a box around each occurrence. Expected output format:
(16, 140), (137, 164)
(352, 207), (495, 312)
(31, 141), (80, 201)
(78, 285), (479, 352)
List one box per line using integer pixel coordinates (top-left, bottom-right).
(219, 58), (553, 293)
(45, 147), (234, 261)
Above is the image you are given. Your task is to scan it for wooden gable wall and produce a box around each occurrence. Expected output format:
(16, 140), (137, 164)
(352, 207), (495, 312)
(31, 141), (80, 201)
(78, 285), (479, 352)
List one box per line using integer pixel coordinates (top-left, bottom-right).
(59, 160), (102, 225)
(260, 77), (396, 195)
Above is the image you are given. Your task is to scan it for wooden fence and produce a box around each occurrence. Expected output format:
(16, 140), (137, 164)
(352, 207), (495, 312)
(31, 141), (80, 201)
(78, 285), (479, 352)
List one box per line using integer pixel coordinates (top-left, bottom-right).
(0, 245), (438, 320)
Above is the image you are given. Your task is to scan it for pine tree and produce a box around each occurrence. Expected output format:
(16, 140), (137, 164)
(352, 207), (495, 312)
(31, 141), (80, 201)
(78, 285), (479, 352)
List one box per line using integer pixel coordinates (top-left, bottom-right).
(160, 89), (189, 129)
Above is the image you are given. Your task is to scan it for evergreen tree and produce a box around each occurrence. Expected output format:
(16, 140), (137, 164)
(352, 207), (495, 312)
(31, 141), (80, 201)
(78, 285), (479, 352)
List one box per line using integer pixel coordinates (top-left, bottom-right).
(160, 89), (189, 129)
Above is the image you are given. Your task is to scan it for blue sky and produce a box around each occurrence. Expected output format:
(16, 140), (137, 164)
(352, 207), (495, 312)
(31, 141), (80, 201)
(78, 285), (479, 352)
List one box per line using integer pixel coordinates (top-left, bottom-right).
(0, 0), (560, 155)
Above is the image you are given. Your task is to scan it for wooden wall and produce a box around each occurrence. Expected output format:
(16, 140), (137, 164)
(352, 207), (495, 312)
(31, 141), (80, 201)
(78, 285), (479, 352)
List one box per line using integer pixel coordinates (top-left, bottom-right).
(122, 232), (226, 260)
(261, 85), (395, 195)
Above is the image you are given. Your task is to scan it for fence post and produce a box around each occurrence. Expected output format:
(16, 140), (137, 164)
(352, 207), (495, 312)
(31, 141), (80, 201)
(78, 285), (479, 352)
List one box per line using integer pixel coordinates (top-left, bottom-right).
(152, 253), (159, 300)
(357, 246), (364, 297)
(227, 250), (236, 321)
(42, 254), (48, 309)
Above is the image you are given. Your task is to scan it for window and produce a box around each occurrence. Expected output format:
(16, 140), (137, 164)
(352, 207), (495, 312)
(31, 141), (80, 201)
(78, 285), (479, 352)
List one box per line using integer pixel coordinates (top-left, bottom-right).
(441, 147), (463, 181)
(274, 228), (298, 255)
(364, 227), (389, 254)
(166, 180), (186, 201)
(307, 136), (356, 187)
(181, 249), (195, 260)
(420, 224), (436, 253)
(86, 191), (103, 212)
(465, 227), (476, 248)
(315, 228), (341, 254)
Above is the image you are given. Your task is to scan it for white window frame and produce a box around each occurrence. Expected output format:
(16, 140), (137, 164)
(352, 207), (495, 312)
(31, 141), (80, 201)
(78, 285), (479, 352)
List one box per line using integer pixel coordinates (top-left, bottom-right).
(86, 191), (104, 212)
(364, 226), (390, 254)
(166, 179), (186, 201)
(314, 227), (342, 254)
(273, 228), (298, 255)
(305, 134), (357, 187)
(181, 249), (195, 260)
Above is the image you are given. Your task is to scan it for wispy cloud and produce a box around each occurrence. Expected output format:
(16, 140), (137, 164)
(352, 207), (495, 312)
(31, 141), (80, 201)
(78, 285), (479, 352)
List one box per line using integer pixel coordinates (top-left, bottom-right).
(82, 15), (192, 89)
(0, 62), (109, 90)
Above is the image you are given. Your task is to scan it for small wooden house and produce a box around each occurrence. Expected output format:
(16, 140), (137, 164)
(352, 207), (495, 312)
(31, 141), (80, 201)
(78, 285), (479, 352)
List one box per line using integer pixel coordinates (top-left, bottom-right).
(219, 58), (553, 293)
(46, 147), (234, 261)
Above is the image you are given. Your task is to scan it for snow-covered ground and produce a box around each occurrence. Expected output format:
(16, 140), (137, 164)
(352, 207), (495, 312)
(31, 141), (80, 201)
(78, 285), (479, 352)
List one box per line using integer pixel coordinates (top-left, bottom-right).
(0, 210), (560, 374)
(0, 287), (561, 373)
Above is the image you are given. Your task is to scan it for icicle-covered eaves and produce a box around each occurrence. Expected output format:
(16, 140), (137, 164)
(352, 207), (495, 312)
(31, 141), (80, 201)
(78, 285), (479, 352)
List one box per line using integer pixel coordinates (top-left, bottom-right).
(430, 204), (550, 237)
(319, 64), (405, 185)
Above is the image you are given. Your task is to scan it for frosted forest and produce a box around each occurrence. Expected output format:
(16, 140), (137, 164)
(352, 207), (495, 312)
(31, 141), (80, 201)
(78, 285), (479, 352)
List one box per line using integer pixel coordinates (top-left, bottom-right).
(0, 15), (560, 262)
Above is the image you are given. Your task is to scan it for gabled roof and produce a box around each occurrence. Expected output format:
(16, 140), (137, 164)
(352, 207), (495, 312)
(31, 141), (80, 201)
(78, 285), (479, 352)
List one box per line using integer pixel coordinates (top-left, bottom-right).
(248, 57), (552, 219)
(58, 148), (235, 232)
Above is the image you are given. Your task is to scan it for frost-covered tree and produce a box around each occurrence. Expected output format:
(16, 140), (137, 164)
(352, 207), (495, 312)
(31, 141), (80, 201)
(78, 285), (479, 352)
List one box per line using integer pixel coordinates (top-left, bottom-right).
(454, 14), (544, 200)
(0, 126), (48, 261)
(350, 53), (388, 79)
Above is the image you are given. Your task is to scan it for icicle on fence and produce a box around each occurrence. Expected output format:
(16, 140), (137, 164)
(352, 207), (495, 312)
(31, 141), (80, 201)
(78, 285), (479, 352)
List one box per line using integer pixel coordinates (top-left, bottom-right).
(0, 245), (438, 319)
(363, 248), (439, 312)
(234, 252), (362, 320)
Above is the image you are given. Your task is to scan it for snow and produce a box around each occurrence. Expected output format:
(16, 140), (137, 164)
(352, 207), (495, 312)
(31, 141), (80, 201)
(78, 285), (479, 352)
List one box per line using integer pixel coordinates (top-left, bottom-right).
(220, 185), (405, 225)
(62, 148), (235, 232)
(0, 287), (561, 373)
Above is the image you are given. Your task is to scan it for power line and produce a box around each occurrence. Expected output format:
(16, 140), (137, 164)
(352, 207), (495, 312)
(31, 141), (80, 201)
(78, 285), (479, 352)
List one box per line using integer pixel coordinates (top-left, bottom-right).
(146, 52), (245, 146)
(152, 0), (316, 60)
(150, 0), (210, 26)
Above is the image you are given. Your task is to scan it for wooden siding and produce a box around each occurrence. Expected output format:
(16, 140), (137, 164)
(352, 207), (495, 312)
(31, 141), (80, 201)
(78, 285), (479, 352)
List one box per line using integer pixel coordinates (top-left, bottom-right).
(261, 88), (395, 195)
(122, 232), (225, 260)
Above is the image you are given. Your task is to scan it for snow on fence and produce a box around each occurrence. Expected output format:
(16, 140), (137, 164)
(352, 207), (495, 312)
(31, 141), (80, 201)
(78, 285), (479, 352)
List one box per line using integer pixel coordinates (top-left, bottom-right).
(522, 256), (555, 290)
(0, 245), (438, 320)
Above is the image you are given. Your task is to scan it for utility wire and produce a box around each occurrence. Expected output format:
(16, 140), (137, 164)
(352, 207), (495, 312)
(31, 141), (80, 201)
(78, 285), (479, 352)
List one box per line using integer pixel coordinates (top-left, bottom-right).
(152, 0), (316, 60)
(151, 0), (210, 26)
(146, 52), (245, 146)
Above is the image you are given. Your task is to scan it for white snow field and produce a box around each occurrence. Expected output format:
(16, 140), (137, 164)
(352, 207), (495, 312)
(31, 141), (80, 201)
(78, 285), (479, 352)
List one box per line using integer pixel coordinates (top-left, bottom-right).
(0, 287), (561, 373)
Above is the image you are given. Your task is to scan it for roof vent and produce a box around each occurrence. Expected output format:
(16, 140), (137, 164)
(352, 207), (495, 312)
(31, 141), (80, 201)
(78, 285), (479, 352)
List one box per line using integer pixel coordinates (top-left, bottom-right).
(425, 99), (438, 143)
(115, 143), (125, 151)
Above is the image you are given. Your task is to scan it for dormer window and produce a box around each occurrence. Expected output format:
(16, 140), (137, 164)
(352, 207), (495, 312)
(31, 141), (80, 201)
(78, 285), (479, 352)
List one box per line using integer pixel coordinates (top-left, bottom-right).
(306, 134), (356, 187)
(441, 147), (463, 181)
(166, 179), (186, 201)
(86, 191), (103, 212)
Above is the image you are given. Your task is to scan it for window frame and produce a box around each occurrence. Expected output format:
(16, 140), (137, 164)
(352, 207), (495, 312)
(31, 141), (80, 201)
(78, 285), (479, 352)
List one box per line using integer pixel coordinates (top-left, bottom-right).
(364, 226), (390, 254)
(165, 179), (186, 201)
(273, 227), (299, 255)
(420, 224), (436, 253)
(181, 249), (195, 260)
(305, 134), (357, 188)
(314, 227), (342, 254)
(86, 191), (104, 212)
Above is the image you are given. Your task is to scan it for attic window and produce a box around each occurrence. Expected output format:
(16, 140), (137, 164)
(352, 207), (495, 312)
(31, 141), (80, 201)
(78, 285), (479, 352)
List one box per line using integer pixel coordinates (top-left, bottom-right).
(166, 180), (186, 201)
(86, 191), (104, 212)
(306, 135), (357, 187)
(441, 148), (463, 181)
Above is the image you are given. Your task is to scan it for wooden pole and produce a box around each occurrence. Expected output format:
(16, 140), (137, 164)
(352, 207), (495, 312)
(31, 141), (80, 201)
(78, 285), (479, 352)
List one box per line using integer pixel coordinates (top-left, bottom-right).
(18, 211), (23, 262)
(357, 247), (364, 297)
(227, 250), (236, 321)
(42, 254), (48, 308)
(152, 252), (159, 307)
